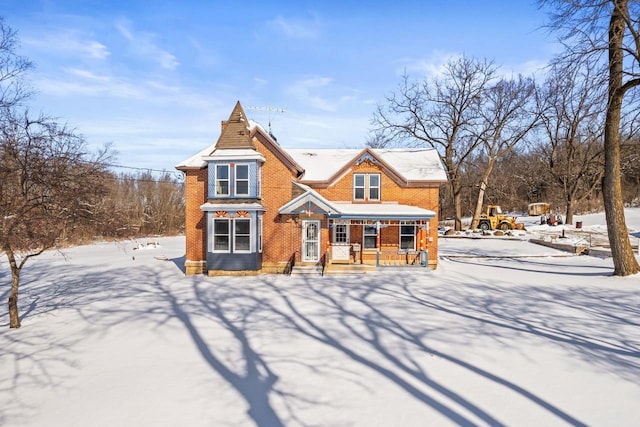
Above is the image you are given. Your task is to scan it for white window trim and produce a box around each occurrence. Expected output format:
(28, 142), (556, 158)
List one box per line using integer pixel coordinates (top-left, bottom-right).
(399, 225), (416, 251)
(353, 173), (381, 201)
(234, 163), (250, 197)
(215, 164), (230, 196)
(212, 218), (231, 253)
(257, 164), (262, 198)
(233, 218), (252, 253)
(363, 224), (378, 250)
(368, 174), (381, 201)
(353, 173), (366, 201)
(333, 223), (350, 244)
(258, 215), (263, 253)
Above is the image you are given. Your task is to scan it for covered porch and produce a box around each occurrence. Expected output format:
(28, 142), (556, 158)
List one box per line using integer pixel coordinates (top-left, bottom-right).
(278, 186), (435, 273)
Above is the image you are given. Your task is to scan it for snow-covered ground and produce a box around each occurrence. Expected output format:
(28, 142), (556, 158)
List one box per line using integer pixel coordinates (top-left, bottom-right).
(1, 211), (640, 426)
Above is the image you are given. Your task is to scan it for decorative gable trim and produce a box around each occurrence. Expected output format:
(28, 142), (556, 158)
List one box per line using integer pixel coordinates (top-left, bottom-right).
(278, 185), (340, 215)
(354, 152), (379, 166)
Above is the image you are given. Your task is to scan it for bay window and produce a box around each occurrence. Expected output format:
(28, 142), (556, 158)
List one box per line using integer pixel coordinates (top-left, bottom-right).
(213, 217), (253, 253)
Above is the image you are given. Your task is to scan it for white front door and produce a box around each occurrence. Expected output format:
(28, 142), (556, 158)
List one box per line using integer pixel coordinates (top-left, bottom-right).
(302, 220), (320, 262)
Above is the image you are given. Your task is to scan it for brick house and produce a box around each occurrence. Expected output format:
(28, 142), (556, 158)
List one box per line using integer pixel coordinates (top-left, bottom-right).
(176, 101), (447, 275)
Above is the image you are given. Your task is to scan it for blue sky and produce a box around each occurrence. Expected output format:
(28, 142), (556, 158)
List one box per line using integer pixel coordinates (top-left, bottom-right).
(2, 1), (556, 172)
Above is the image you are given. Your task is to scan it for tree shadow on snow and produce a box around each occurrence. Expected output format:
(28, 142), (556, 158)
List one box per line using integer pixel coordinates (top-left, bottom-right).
(3, 251), (640, 426)
(257, 274), (594, 427)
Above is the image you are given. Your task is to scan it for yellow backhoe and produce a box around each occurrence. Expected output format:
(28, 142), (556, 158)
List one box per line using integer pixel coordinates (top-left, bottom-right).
(478, 205), (519, 231)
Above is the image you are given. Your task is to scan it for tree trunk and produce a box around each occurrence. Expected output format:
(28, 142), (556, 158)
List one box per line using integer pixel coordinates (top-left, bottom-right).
(565, 200), (574, 226)
(453, 184), (463, 231)
(6, 249), (22, 328)
(604, 0), (639, 276)
(471, 157), (496, 229)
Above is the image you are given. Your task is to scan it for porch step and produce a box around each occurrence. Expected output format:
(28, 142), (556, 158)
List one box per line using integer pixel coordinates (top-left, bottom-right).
(290, 265), (324, 275)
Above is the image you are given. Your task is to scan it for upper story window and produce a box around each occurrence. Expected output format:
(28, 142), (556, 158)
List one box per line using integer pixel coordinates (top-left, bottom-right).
(215, 164), (229, 196)
(235, 164), (249, 196)
(353, 173), (381, 201)
(212, 162), (258, 198)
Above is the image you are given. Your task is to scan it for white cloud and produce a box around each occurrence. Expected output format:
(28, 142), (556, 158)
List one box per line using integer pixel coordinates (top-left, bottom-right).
(288, 76), (337, 112)
(24, 31), (110, 60)
(395, 51), (463, 79)
(268, 14), (322, 39)
(114, 19), (179, 70)
(66, 68), (110, 82)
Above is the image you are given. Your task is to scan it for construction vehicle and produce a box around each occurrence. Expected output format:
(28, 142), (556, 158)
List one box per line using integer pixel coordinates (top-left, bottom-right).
(478, 205), (519, 231)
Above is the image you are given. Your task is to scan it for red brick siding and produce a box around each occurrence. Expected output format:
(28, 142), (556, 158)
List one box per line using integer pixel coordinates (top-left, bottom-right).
(184, 169), (207, 268)
(183, 145), (441, 272)
(314, 161), (440, 265)
(254, 139), (300, 266)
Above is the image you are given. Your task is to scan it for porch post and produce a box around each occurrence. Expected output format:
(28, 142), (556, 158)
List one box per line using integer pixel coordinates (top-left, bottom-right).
(376, 220), (381, 267)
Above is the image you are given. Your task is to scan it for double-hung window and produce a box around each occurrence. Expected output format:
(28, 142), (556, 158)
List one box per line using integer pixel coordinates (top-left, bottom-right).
(213, 219), (230, 251)
(213, 217), (252, 253)
(214, 163), (253, 197)
(363, 225), (378, 250)
(215, 165), (230, 196)
(353, 173), (381, 201)
(234, 218), (251, 252)
(400, 225), (416, 251)
(235, 164), (249, 196)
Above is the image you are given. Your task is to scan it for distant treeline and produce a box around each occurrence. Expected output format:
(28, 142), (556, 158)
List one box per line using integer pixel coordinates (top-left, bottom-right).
(68, 170), (185, 243)
(439, 141), (640, 219)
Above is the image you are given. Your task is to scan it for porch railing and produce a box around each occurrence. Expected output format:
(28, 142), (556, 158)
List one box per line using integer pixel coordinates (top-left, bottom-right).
(377, 250), (428, 267)
(284, 251), (296, 275)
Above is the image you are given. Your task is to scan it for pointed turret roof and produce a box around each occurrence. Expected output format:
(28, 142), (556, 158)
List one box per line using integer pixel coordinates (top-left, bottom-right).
(214, 101), (255, 150)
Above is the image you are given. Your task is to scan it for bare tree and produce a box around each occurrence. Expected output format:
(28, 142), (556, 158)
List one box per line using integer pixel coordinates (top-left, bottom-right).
(373, 56), (497, 230)
(0, 109), (112, 328)
(365, 129), (393, 148)
(541, 0), (640, 275)
(536, 62), (606, 225)
(0, 17), (32, 109)
(470, 76), (539, 229)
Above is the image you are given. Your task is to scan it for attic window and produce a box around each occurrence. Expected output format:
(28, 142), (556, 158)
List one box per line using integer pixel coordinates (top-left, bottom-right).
(353, 173), (381, 201)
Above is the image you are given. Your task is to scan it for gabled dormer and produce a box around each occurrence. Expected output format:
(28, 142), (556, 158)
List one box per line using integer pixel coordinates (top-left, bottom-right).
(202, 101), (265, 200)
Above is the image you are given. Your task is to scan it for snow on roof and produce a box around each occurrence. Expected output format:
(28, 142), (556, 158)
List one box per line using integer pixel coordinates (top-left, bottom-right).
(175, 121), (272, 170)
(175, 142), (216, 170)
(374, 149), (448, 182)
(203, 149), (265, 162)
(176, 117), (446, 183)
(285, 148), (447, 182)
(331, 202), (435, 219)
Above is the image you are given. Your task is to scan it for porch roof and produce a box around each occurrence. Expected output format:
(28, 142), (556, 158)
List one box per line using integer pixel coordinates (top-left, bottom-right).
(279, 185), (435, 220)
(329, 202), (435, 221)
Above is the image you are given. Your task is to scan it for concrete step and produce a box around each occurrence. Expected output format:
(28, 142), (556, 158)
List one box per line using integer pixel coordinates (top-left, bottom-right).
(290, 265), (323, 275)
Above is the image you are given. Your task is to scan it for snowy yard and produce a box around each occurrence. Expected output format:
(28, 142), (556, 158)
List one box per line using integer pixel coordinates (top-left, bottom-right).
(2, 212), (640, 426)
